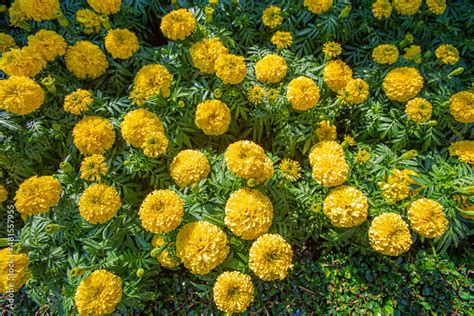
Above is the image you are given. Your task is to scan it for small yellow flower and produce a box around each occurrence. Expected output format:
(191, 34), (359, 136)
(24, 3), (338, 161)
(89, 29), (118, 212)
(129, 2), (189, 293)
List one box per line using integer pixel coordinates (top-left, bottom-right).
(449, 140), (474, 165)
(14, 175), (61, 216)
(267, 88), (279, 102)
(392, 0), (422, 15)
(76, 9), (101, 34)
(160, 9), (196, 41)
(151, 236), (180, 269)
(355, 148), (371, 164)
(80, 154), (107, 181)
(86, 0), (122, 15)
(449, 91), (473, 124)
(214, 54), (247, 84)
(435, 44), (460, 65)
(405, 97), (432, 123)
(104, 28), (139, 59)
(379, 168), (418, 202)
(63, 89), (93, 115)
(372, 0), (393, 19)
(338, 78), (369, 105)
(255, 54), (287, 84)
(372, 44), (399, 65)
(279, 159), (301, 182)
(121, 109), (165, 148)
(315, 121), (337, 141)
(247, 86), (266, 105)
(271, 31), (293, 49)
(323, 186), (368, 228)
(213, 271), (254, 314)
(141, 132), (168, 158)
(322, 41), (342, 59)
(309, 141), (349, 187)
(403, 45), (422, 63)
(130, 64), (173, 105)
(323, 60), (353, 92)
(262, 5), (283, 28)
(0, 33), (16, 53)
(426, 0), (447, 15)
(304, 0), (333, 14)
(342, 135), (356, 147)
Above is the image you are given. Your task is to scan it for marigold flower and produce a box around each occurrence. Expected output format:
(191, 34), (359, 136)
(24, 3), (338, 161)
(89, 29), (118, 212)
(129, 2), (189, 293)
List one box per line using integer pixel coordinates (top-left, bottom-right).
(369, 213), (412, 256)
(372, 44), (399, 65)
(189, 38), (229, 74)
(0, 248), (30, 293)
(65, 41), (109, 79)
(448, 140), (474, 165)
(86, 0), (122, 14)
(152, 236), (180, 268)
(322, 41), (342, 59)
(104, 28), (139, 59)
(130, 64), (173, 105)
(249, 234), (293, 281)
(267, 88), (279, 102)
(0, 76), (44, 115)
(309, 141), (349, 187)
(195, 100), (231, 135)
(27, 30), (66, 62)
(247, 86), (266, 105)
(63, 89), (93, 115)
(405, 97), (432, 123)
(379, 168), (418, 202)
(73, 116), (116, 155)
(262, 5), (283, 28)
(426, 0), (446, 15)
(18, 0), (59, 21)
(0, 33), (16, 53)
(170, 150), (210, 187)
(121, 109), (164, 148)
(304, 0), (333, 14)
(255, 54), (287, 84)
(9, 0), (28, 27)
(160, 9), (196, 41)
(75, 270), (122, 315)
(214, 54), (247, 84)
(435, 44), (459, 65)
(403, 45), (422, 63)
(355, 148), (371, 164)
(323, 60), (352, 92)
(76, 9), (101, 34)
(213, 271), (254, 314)
(139, 190), (184, 233)
(271, 31), (293, 49)
(372, 0), (392, 19)
(342, 135), (356, 147)
(392, 0), (422, 15)
(323, 186), (368, 228)
(449, 91), (473, 123)
(315, 121), (337, 141)
(176, 221), (229, 274)
(338, 78), (369, 105)
(382, 67), (424, 102)
(80, 154), (107, 181)
(286, 76), (320, 111)
(0, 185), (7, 203)
(279, 159), (301, 182)
(142, 132), (169, 158)
(14, 175), (61, 216)
(0, 47), (46, 77)
(79, 184), (121, 224)
(408, 198), (448, 238)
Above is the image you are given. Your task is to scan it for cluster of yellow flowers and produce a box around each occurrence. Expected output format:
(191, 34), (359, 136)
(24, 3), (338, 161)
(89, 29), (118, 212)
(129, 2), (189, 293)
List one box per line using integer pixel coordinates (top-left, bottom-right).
(373, 0), (446, 18)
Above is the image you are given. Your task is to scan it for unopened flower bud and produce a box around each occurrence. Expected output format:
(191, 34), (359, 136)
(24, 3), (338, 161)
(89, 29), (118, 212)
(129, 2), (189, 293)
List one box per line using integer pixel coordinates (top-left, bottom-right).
(71, 267), (86, 277)
(136, 268), (145, 278)
(448, 67), (464, 78)
(339, 5), (352, 18)
(100, 15), (112, 29)
(45, 223), (65, 234)
(214, 88), (222, 99)
(60, 161), (73, 173)
(246, 178), (256, 187)
(41, 76), (56, 93)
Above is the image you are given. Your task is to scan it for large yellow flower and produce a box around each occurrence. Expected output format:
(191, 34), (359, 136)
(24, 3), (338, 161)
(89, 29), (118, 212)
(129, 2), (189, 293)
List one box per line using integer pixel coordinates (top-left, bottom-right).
(195, 100), (231, 135)
(323, 60), (353, 92)
(249, 234), (293, 281)
(435, 44), (459, 65)
(151, 235), (180, 269)
(65, 41), (109, 79)
(18, 0), (59, 21)
(160, 9), (196, 41)
(262, 5), (283, 28)
(27, 29), (67, 62)
(214, 54), (247, 84)
(286, 76), (320, 111)
(0, 248), (30, 293)
(189, 38), (229, 74)
(405, 97), (432, 123)
(104, 28), (139, 59)
(338, 78), (369, 105)
(86, 0), (122, 14)
(79, 184), (121, 224)
(379, 168), (418, 202)
(129, 64), (173, 105)
(0, 76), (44, 115)
(225, 188), (273, 240)
(75, 269), (122, 315)
(426, 0), (446, 15)
(120, 109), (164, 147)
(369, 213), (412, 256)
(76, 9), (101, 34)
(80, 154), (107, 182)
(309, 141), (349, 187)
(372, 0), (393, 19)
(139, 190), (184, 234)
(213, 271), (254, 314)
(408, 198), (448, 238)
(271, 31), (293, 49)
(449, 140), (474, 165)
(382, 67), (424, 102)
(0, 47), (46, 77)
(323, 186), (368, 228)
(72, 116), (116, 155)
(392, 0), (422, 15)
(176, 221), (229, 274)
(14, 175), (61, 216)
(304, 0), (333, 14)
(255, 54), (287, 84)
(449, 91), (474, 123)
(170, 150), (210, 187)
(63, 89), (93, 115)
(372, 44), (399, 65)
(0, 33), (15, 53)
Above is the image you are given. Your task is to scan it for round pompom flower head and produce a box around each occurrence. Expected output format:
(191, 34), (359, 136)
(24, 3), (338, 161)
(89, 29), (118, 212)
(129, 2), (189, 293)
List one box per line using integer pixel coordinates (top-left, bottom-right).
(130, 64), (173, 105)
(448, 140), (474, 165)
(139, 189), (184, 234)
(255, 54), (287, 84)
(170, 150), (211, 187)
(214, 54), (247, 85)
(338, 78), (369, 105)
(408, 198), (448, 238)
(271, 31), (293, 49)
(0, 33), (15, 53)
(262, 5), (283, 28)
(121, 109), (165, 147)
(392, 0), (422, 15)
(249, 234), (293, 281)
(76, 9), (101, 33)
(63, 89), (93, 115)
(0, 248), (30, 293)
(176, 221), (230, 274)
(160, 9), (196, 41)
(286, 76), (320, 111)
(426, 0), (446, 15)
(382, 67), (424, 102)
(73, 116), (116, 155)
(368, 213), (413, 256)
(80, 154), (107, 182)
(18, 0), (59, 21)
(213, 271), (254, 314)
(304, 0), (333, 14)
(79, 184), (121, 224)
(449, 91), (474, 124)
(435, 44), (460, 65)
(189, 38), (229, 74)
(87, 0), (122, 15)
(27, 30), (67, 62)
(309, 141), (349, 187)
(0, 76), (44, 115)
(372, 0), (393, 19)
(151, 235), (180, 269)
(14, 176), (61, 217)
(323, 186), (368, 228)
(225, 188), (274, 240)
(141, 132), (169, 158)
(75, 269), (122, 315)
(195, 100), (231, 135)
(104, 28), (139, 59)
(372, 44), (399, 65)
(405, 97), (432, 123)
(65, 41), (109, 79)
(323, 60), (353, 92)
(0, 47), (46, 77)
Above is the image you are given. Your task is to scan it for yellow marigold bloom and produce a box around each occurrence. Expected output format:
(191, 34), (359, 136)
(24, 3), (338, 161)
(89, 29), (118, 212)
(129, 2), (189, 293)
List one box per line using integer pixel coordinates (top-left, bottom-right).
(213, 271), (254, 314)
(152, 236), (180, 269)
(279, 159), (301, 182)
(372, 0), (392, 19)
(379, 168), (418, 202)
(249, 234), (293, 281)
(262, 5), (283, 28)
(403, 45), (422, 63)
(323, 60), (353, 92)
(63, 89), (93, 115)
(176, 221), (229, 274)
(338, 78), (369, 105)
(286, 76), (320, 111)
(80, 154), (107, 181)
(14, 175), (61, 216)
(408, 198), (448, 238)
(139, 189), (184, 233)
(426, 0), (446, 15)
(449, 140), (474, 165)
(369, 213), (412, 256)
(170, 150), (210, 187)
(104, 28), (139, 59)
(9, 0), (28, 27)
(160, 9), (196, 41)
(76, 9), (101, 34)
(86, 0), (122, 14)
(0, 248), (30, 293)
(18, 0), (59, 21)
(121, 109), (164, 147)
(189, 38), (229, 74)
(323, 186), (368, 228)
(224, 140), (274, 184)
(0, 76), (44, 115)
(255, 54), (287, 84)
(304, 0), (333, 14)
(405, 97), (432, 123)
(435, 44), (459, 65)
(392, 0), (422, 15)
(342, 135), (356, 147)
(130, 64), (173, 105)
(0, 33), (15, 53)
(315, 121), (337, 141)
(79, 184), (121, 224)
(75, 269), (122, 315)
(27, 30), (66, 62)
(225, 188), (273, 240)
(214, 54), (247, 85)
(247, 86), (266, 105)
(0, 185), (7, 203)
(267, 88), (279, 102)
(141, 132), (168, 158)
(309, 141), (349, 187)
(73, 116), (116, 155)
(382, 67), (424, 102)
(322, 41), (342, 59)
(372, 44), (399, 65)
(449, 91), (474, 123)
(0, 47), (45, 77)
(65, 41), (109, 79)
(195, 100), (231, 135)
(355, 148), (371, 164)
(271, 31), (293, 49)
